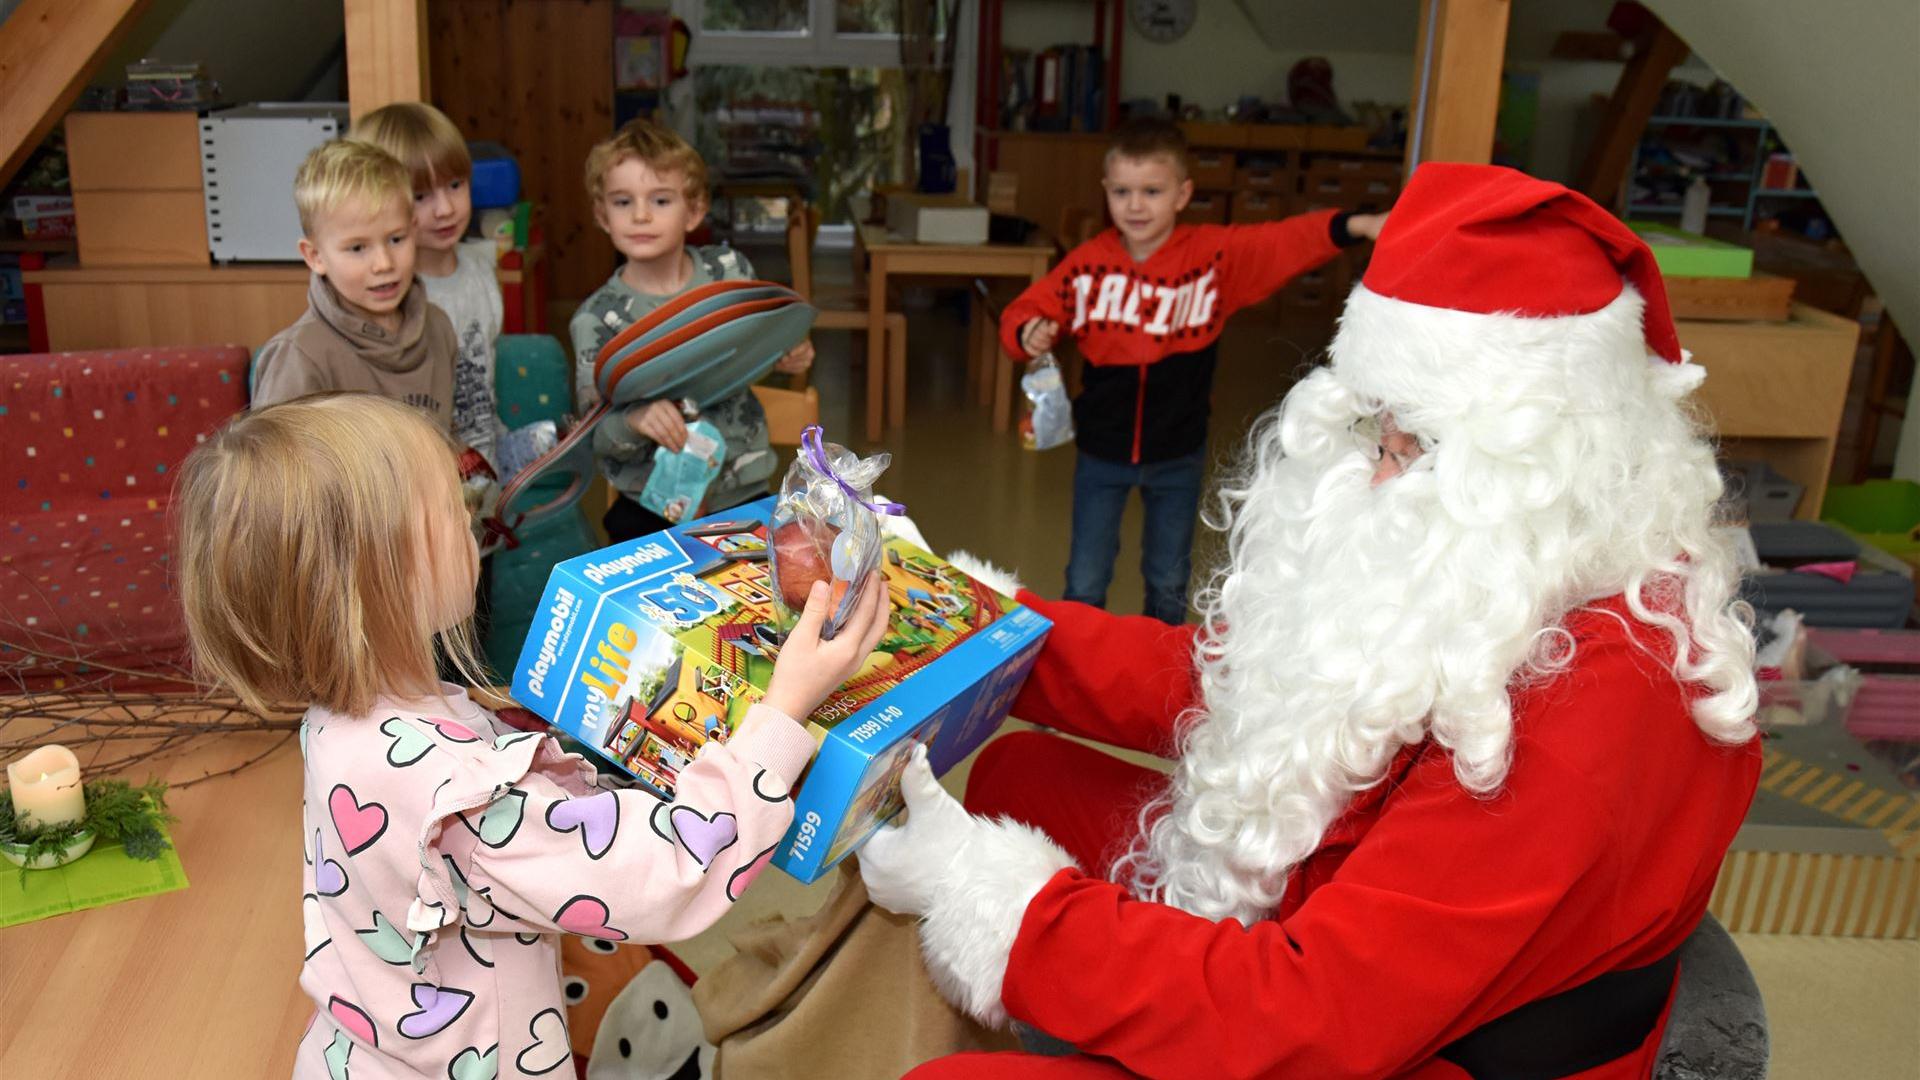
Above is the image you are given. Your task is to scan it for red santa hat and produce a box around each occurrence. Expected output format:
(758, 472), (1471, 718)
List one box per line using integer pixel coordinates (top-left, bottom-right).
(1333, 164), (1694, 418)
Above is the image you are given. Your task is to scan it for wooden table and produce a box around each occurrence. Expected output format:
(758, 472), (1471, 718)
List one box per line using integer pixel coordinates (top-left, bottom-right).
(0, 729), (308, 1078)
(854, 223), (1054, 435)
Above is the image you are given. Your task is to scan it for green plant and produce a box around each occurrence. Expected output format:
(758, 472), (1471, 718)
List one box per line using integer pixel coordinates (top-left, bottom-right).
(0, 778), (174, 881)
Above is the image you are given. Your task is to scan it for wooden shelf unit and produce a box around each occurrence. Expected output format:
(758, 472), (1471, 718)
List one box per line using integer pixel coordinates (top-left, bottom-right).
(1682, 303), (1861, 519)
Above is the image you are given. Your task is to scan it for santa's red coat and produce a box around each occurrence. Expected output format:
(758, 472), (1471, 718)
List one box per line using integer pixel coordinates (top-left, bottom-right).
(924, 592), (1760, 1080)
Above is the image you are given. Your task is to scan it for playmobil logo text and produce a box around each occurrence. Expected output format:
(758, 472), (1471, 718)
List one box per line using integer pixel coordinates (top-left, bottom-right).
(582, 542), (675, 585)
(524, 587), (579, 697)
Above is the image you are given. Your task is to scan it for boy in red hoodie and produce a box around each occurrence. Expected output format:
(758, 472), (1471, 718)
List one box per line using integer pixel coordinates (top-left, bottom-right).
(1002, 119), (1385, 623)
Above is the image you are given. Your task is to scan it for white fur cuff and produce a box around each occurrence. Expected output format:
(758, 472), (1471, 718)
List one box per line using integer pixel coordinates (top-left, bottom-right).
(916, 818), (1075, 1028)
(946, 550), (1026, 598)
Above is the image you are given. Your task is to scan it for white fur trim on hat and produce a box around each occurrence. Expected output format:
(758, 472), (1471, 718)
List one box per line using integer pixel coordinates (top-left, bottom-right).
(1330, 282), (1705, 428)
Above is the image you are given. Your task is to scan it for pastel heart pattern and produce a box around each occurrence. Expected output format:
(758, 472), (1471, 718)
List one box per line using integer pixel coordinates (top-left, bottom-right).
(669, 806), (738, 867)
(545, 791), (619, 859)
(447, 1043), (497, 1080)
(303, 894), (331, 960)
(514, 1008), (571, 1075)
(553, 894), (627, 941)
(324, 1029), (352, 1080)
(459, 926), (494, 969)
(381, 717), (436, 767)
(314, 830), (348, 897)
(465, 886), (496, 929)
(431, 717), (482, 743)
(442, 854), (471, 910)
(328, 995), (378, 1047)
(329, 784), (388, 855)
(751, 768), (790, 804)
(727, 842), (780, 902)
(356, 910), (415, 966)
(495, 730), (541, 751)
(397, 981), (474, 1040)
(477, 789), (526, 848)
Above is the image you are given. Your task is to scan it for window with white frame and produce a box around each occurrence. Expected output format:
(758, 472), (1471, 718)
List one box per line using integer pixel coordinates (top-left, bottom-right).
(668, 0), (974, 233)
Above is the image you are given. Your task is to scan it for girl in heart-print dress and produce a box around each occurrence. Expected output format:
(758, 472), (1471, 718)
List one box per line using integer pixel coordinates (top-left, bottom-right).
(173, 394), (890, 1079)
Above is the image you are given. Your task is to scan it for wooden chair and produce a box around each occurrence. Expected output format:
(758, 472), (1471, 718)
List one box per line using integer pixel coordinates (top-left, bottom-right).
(751, 383), (821, 447)
(786, 204), (906, 442)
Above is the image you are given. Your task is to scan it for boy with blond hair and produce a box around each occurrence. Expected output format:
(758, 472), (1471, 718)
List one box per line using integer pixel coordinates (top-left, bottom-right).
(571, 118), (813, 543)
(253, 139), (458, 427)
(354, 102), (502, 470)
(1002, 117), (1386, 623)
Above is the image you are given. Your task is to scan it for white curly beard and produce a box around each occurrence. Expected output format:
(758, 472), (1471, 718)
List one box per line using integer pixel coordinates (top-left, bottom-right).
(1120, 288), (1756, 926)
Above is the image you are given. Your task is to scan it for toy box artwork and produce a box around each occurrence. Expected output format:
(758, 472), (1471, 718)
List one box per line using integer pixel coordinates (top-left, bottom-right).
(511, 497), (1052, 882)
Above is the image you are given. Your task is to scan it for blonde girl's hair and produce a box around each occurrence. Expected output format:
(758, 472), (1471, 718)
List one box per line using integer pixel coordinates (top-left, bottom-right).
(173, 393), (485, 716)
(352, 102), (474, 191)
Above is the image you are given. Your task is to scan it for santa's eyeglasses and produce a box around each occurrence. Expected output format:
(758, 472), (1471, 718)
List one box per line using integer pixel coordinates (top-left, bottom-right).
(1351, 412), (1433, 472)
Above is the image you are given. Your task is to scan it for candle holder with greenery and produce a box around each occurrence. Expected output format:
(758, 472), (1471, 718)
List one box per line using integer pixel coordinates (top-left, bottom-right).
(0, 779), (173, 877)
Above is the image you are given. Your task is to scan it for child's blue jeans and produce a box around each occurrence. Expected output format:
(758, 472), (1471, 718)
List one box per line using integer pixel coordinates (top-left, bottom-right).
(1064, 448), (1206, 625)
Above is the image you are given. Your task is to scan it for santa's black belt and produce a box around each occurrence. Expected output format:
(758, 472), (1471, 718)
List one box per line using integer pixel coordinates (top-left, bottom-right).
(1436, 944), (1682, 1080)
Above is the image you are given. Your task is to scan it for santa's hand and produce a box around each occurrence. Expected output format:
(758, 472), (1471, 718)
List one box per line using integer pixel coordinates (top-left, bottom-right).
(859, 745), (1077, 1028)
(877, 505), (932, 552)
(861, 748), (976, 916)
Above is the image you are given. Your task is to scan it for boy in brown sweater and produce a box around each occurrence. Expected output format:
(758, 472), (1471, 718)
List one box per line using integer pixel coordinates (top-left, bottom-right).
(252, 139), (458, 426)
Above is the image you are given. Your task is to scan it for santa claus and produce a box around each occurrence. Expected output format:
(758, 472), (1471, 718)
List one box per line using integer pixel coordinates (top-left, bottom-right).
(859, 164), (1763, 1079)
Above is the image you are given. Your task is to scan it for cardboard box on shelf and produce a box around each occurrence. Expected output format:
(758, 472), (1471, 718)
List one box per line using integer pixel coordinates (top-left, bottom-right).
(885, 193), (990, 245)
(510, 498), (1052, 883)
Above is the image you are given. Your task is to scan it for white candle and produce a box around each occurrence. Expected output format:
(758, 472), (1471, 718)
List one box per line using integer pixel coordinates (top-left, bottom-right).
(8, 745), (86, 829)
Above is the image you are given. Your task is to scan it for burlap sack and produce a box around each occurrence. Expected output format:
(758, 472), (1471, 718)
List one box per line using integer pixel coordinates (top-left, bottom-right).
(694, 861), (1021, 1078)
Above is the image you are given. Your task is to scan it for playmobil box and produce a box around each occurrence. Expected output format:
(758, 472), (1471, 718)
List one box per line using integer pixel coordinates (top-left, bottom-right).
(510, 496), (1052, 882)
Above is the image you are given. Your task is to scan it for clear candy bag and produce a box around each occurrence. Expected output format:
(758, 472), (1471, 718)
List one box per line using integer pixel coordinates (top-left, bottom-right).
(768, 427), (905, 640)
(639, 400), (726, 524)
(1020, 352), (1075, 451)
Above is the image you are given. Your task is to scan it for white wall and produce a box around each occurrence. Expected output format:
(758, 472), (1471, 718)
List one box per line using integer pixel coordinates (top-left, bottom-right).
(95, 0), (345, 104)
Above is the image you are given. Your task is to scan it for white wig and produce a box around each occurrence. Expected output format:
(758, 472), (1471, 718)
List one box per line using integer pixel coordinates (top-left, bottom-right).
(1119, 284), (1758, 925)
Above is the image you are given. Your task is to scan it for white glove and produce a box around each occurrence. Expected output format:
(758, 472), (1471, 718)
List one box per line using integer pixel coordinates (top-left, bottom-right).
(858, 745), (1076, 1027)
(861, 746), (980, 917)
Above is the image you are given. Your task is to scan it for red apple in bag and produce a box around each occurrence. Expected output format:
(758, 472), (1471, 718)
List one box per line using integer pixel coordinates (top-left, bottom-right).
(771, 518), (842, 610)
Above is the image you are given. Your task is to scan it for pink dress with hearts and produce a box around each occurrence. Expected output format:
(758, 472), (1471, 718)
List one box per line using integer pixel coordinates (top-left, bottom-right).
(290, 684), (814, 1079)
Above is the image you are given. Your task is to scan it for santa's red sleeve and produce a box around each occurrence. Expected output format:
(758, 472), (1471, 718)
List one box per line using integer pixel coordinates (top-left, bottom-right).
(1216, 209), (1343, 318)
(997, 655), (1671, 1078)
(1008, 592), (1199, 757)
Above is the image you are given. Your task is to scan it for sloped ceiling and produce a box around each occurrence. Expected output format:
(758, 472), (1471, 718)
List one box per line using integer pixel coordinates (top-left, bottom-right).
(1646, 0), (1920, 477)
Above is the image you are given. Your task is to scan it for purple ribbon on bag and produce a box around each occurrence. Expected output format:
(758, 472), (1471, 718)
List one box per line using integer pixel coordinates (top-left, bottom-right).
(800, 426), (906, 516)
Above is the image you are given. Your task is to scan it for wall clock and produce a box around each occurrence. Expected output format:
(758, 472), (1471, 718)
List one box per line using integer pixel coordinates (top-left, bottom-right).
(1130, 0), (1197, 44)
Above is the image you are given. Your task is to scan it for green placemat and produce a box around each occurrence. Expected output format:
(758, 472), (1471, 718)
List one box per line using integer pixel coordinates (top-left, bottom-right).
(0, 827), (188, 928)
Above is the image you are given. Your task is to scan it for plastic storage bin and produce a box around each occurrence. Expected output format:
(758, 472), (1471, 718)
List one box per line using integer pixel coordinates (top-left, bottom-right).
(1741, 522), (1915, 629)
(468, 141), (521, 209)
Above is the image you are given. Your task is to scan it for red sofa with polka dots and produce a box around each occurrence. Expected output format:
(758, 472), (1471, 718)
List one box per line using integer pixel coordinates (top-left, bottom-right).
(1, 347), (248, 690)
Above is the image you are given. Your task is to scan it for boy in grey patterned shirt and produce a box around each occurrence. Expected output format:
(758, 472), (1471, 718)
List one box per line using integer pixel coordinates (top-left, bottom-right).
(572, 120), (813, 543)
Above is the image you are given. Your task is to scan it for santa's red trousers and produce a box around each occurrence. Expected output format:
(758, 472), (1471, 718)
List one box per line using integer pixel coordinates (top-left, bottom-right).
(905, 730), (1168, 1080)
